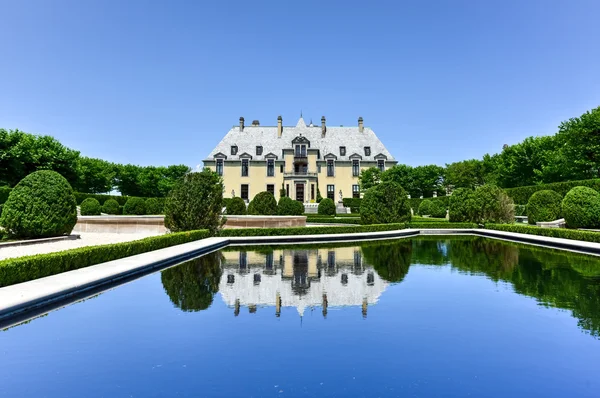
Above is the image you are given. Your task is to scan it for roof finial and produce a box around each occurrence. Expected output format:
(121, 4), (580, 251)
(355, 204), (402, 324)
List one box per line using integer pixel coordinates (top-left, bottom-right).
(300, 109), (303, 118)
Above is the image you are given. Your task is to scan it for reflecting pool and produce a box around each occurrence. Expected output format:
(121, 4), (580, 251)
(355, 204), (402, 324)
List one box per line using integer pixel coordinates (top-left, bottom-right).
(2, 237), (600, 397)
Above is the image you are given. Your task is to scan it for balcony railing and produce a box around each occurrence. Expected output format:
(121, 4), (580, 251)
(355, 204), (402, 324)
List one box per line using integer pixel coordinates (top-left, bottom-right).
(284, 172), (318, 178)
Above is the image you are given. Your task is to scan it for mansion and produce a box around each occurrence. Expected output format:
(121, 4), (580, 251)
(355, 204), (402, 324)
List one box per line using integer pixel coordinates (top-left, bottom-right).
(203, 115), (397, 202)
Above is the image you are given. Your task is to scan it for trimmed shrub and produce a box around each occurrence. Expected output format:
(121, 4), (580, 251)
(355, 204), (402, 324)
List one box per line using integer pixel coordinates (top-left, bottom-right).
(306, 217), (362, 225)
(485, 224), (600, 244)
(449, 188), (477, 222)
(408, 222), (476, 229)
(277, 196), (304, 215)
(101, 199), (120, 215)
(145, 197), (164, 214)
(429, 200), (447, 218)
(219, 223), (406, 237)
(418, 200), (433, 216)
(514, 204), (527, 217)
(0, 186), (11, 204)
(226, 197), (247, 215)
(526, 190), (562, 224)
(0, 170), (77, 238)
(123, 197), (147, 215)
(318, 198), (336, 216)
(248, 191), (278, 215)
(360, 181), (411, 225)
(164, 169), (224, 234)
(80, 198), (101, 215)
(409, 196), (449, 213)
(505, 179), (600, 204)
(0, 229), (211, 287)
(473, 185), (515, 224)
(74, 192), (129, 206)
(561, 186), (600, 229)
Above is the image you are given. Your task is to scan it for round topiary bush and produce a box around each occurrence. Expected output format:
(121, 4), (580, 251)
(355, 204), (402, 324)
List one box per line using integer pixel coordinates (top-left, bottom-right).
(360, 181), (411, 224)
(0, 170), (77, 238)
(526, 190), (563, 225)
(226, 197), (247, 215)
(449, 188), (477, 222)
(247, 191), (277, 215)
(278, 196), (304, 215)
(318, 198), (336, 216)
(418, 200), (433, 216)
(101, 199), (120, 215)
(145, 198), (163, 214)
(164, 169), (224, 234)
(123, 197), (147, 215)
(561, 186), (600, 229)
(80, 198), (101, 215)
(429, 200), (448, 218)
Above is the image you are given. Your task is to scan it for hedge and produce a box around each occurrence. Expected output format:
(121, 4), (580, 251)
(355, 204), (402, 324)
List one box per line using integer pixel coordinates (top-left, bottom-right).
(505, 179), (600, 204)
(218, 223), (407, 237)
(407, 222), (477, 229)
(411, 216), (448, 222)
(305, 213), (360, 218)
(306, 217), (362, 225)
(0, 230), (211, 287)
(0, 186), (10, 204)
(484, 224), (600, 244)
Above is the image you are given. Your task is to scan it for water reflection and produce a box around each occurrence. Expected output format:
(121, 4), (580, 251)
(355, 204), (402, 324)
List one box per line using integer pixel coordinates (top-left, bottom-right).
(159, 237), (600, 337)
(219, 246), (396, 317)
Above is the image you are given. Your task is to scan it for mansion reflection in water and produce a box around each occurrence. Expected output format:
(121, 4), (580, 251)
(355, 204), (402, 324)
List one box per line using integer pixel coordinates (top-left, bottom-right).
(219, 247), (388, 318)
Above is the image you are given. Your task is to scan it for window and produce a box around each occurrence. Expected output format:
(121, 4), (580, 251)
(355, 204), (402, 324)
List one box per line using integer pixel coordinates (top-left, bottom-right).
(241, 184), (249, 201)
(280, 164), (284, 173)
(353, 184), (360, 198)
(241, 159), (249, 176)
(327, 251), (336, 268)
(267, 159), (275, 176)
(266, 184), (275, 195)
(352, 159), (360, 176)
(239, 252), (247, 269)
(339, 146), (346, 156)
(256, 146), (263, 156)
(216, 159), (223, 176)
(377, 159), (385, 172)
(327, 184), (335, 200)
(327, 159), (334, 177)
(295, 145), (307, 157)
(364, 146), (371, 156)
(311, 184), (315, 200)
(286, 184), (289, 197)
(318, 164), (321, 173)
(231, 145), (238, 155)
(265, 252), (274, 270)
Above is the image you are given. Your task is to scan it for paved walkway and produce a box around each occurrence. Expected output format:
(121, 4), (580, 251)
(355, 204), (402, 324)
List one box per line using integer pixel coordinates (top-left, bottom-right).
(0, 232), (162, 261)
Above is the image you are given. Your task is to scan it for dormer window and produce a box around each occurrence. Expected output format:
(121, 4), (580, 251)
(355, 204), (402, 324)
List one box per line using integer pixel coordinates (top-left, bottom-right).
(339, 146), (346, 156)
(231, 145), (238, 155)
(364, 146), (371, 156)
(256, 146), (263, 156)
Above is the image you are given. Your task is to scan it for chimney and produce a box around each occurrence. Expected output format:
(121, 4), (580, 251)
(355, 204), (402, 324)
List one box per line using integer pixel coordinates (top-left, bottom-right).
(239, 117), (244, 132)
(252, 120), (260, 126)
(277, 115), (283, 138)
(358, 117), (364, 133)
(321, 116), (326, 137)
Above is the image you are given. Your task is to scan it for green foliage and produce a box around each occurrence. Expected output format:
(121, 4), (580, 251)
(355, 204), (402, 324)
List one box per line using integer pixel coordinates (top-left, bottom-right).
(318, 198), (336, 215)
(485, 224), (600, 244)
(161, 251), (223, 312)
(561, 186), (600, 229)
(0, 186), (11, 204)
(218, 223), (406, 237)
(75, 156), (115, 194)
(316, 186), (323, 203)
(408, 222), (476, 229)
(409, 196), (449, 212)
(526, 190), (562, 224)
(444, 159), (486, 189)
(277, 196), (304, 215)
(342, 197), (361, 213)
(418, 199), (433, 216)
(115, 163), (190, 197)
(80, 198), (101, 216)
(306, 217), (362, 225)
(145, 197), (164, 215)
(514, 204), (527, 217)
(0, 230), (211, 287)
(164, 168), (224, 234)
(0, 170), (77, 238)
(101, 199), (120, 215)
(429, 200), (447, 218)
(247, 191), (278, 215)
(505, 179), (600, 204)
(74, 192), (127, 206)
(381, 164), (444, 198)
(411, 216), (448, 222)
(0, 129), (80, 187)
(474, 185), (515, 224)
(558, 106), (600, 179)
(358, 167), (381, 191)
(448, 188), (477, 222)
(361, 240), (412, 283)
(226, 197), (247, 215)
(123, 197), (147, 215)
(360, 181), (411, 225)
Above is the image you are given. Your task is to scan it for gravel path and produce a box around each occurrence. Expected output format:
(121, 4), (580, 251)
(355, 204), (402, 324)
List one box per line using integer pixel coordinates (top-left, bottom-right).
(0, 232), (162, 261)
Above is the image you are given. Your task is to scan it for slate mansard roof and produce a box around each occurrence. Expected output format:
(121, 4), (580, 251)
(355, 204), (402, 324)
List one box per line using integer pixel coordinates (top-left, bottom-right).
(204, 117), (395, 163)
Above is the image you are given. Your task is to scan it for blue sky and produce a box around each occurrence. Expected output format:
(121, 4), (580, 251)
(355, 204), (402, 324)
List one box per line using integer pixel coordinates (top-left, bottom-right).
(1, 0), (598, 169)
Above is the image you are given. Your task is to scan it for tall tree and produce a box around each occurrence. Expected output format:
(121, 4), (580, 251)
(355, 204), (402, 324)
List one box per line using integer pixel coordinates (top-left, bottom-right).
(557, 106), (600, 179)
(75, 157), (116, 193)
(444, 159), (485, 189)
(358, 167), (381, 191)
